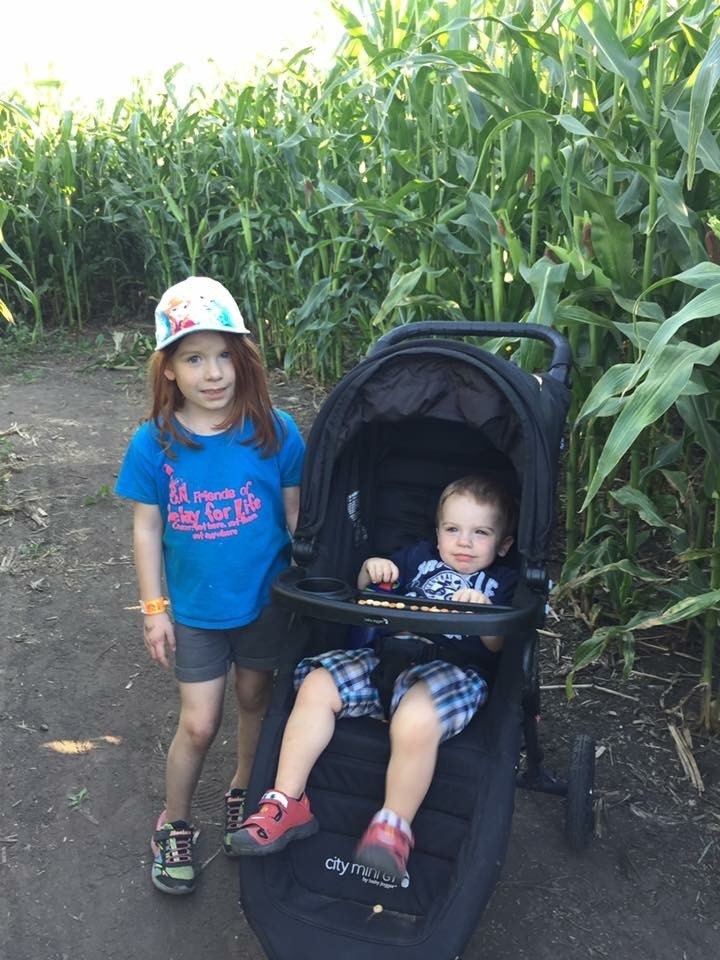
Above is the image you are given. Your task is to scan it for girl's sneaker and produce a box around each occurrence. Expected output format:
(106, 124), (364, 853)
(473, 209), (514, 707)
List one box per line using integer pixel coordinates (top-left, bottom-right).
(230, 790), (318, 856)
(355, 819), (414, 880)
(151, 811), (198, 895)
(222, 788), (247, 856)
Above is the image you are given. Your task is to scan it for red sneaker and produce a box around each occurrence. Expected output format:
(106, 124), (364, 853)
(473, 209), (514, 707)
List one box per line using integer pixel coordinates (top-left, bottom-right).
(355, 819), (413, 880)
(230, 790), (318, 856)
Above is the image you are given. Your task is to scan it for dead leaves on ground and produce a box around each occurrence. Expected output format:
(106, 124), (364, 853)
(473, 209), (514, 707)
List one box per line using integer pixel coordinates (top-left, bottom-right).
(667, 723), (705, 794)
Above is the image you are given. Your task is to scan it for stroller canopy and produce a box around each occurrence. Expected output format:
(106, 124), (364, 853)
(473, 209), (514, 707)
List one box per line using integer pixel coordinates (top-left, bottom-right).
(295, 328), (571, 570)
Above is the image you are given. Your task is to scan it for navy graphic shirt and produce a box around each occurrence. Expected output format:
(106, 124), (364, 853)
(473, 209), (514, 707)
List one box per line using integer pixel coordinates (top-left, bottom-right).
(391, 540), (518, 667)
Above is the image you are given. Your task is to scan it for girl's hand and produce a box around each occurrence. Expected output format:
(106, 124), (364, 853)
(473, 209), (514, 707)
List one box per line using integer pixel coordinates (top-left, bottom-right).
(360, 557), (400, 589)
(143, 613), (176, 669)
(452, 587), (490, 605)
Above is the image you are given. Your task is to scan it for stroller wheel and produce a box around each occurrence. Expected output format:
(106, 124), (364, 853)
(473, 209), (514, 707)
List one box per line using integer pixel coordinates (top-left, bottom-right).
(564, 733), (595, 851)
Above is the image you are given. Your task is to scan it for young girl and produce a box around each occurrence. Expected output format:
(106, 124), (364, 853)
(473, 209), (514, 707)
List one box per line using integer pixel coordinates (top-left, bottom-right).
(115, 276), (305, 895)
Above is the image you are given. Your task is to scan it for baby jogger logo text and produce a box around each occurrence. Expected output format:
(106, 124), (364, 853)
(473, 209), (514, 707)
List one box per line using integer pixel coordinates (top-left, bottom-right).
(325, 855), (410, 890)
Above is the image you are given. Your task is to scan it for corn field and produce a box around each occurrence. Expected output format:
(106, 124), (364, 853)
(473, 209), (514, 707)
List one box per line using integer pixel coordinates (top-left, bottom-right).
(1, 0), (720, 721)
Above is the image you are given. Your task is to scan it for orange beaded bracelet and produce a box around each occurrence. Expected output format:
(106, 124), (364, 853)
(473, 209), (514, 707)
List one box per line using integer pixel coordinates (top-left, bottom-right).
(140, 597), (169, 615)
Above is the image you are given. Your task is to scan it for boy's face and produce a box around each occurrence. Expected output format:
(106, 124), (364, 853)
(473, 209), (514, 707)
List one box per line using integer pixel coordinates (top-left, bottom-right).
(436, 492), (513, 575)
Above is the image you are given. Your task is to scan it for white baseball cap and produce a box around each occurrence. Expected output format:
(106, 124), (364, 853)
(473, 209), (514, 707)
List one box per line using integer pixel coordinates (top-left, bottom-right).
(154, 276), (249, 350)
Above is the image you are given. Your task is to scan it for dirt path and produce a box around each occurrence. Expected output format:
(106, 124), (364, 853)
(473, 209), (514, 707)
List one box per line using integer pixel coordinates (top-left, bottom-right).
(1, 352), (718, 960)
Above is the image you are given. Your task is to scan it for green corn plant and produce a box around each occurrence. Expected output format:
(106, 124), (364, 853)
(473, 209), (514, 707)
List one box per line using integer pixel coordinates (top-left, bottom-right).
(1, 0), (719, 710)
(0, 198), (42, 339)
(566, 268), (720, 716)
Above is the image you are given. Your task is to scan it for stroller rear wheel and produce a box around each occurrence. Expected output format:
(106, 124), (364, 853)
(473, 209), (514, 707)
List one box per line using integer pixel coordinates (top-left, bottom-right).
(564, 734), (595, 851)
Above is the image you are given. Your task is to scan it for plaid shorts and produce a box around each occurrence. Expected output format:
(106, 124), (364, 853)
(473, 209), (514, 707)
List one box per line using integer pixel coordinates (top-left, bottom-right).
(293, 647), (488, 742)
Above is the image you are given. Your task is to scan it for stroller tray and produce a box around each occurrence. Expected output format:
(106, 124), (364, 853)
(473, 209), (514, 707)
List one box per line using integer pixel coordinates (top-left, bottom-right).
(274, 566), (543, 636)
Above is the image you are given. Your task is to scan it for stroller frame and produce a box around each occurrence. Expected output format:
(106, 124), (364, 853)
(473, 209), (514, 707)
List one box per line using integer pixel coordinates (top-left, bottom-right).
(240, 322), (594, 960)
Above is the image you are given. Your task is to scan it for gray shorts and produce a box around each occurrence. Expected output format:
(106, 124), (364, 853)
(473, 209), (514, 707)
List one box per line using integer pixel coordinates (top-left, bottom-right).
(173, 604), (294, 682)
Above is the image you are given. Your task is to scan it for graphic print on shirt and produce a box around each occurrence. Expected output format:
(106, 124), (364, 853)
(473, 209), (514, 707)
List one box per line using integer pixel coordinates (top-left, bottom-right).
(163, 462), (262, 540)
(406, 559), (500, 602)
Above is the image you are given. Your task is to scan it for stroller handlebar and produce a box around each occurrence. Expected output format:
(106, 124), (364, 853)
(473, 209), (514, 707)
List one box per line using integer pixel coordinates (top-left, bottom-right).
(272, 568), (544, 636)
(368, 321), (571, 383)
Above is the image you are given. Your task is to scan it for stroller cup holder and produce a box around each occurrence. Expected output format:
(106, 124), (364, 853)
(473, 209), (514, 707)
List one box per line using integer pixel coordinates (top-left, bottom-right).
(274, 566), (543, 635)
(295, 576), (353, 600)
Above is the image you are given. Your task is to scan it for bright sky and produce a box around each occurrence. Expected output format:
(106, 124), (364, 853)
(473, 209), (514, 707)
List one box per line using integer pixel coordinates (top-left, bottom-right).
(2, 0), (345, 106)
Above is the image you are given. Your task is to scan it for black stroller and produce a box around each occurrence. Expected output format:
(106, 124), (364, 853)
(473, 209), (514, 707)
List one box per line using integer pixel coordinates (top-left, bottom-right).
(239, 322), (595, 960)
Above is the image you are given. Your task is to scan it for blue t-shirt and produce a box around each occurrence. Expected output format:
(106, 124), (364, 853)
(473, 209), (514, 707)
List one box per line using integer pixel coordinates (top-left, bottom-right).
(115, 410), (305, 629)
(391, 540), (518, 666)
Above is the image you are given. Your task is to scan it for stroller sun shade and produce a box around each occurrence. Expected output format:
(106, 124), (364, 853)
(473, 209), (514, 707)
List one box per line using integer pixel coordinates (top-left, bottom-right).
(294, 329), (571, 572)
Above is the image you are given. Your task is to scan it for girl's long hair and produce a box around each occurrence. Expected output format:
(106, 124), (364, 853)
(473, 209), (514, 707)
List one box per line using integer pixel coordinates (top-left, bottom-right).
(147, 334), (281, 456)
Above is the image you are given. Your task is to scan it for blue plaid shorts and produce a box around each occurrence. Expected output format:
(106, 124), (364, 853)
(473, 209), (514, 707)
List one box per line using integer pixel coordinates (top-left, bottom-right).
(293, 647), (488, 742)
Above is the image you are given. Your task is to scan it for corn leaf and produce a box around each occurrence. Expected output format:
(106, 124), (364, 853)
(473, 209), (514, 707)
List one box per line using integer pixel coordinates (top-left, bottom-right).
(371, 266), (425, 330)
(570, 2), (649, 123)
(686, 35), (720, 188)
(0, 298), (15, 324)
(630, 284), (720, 389)
(560, 558), (667, 593)
(667, 109), (720, 176)
(583, 343), (720, 506)
(610, 485), (684, 535)
(625, 589), (720, 631)
(576, 363), (636, 423)
(672, 263), (720, 290)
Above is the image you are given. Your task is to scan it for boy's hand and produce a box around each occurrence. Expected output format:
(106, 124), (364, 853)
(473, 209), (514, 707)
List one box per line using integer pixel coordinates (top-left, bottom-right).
(452, 588), (502, 651)
(360, 557), (400, 589)
(143, 613), (176, 669)
(452, 587), (490, 605)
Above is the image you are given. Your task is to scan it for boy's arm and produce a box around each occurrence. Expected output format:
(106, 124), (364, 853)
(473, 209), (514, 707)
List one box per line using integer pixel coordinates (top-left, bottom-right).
(357, 557), (400, 589)
(133, 501), (175, 669)
(451, 586), (504, 652)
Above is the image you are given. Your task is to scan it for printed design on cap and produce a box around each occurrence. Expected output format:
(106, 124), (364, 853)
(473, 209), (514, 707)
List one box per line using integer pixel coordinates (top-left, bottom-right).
(155, 277), (249, 350)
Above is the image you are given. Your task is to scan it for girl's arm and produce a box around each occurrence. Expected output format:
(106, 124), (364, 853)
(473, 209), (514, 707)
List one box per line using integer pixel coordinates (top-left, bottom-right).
(133, 501), (175, 669)
(282, 485), (300, 535)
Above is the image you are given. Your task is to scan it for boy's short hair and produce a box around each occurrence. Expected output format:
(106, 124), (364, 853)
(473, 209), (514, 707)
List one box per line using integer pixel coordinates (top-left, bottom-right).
(436, 475), (518, 538)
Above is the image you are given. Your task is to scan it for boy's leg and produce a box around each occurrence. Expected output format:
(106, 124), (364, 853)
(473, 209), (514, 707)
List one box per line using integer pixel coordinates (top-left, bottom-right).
(274, 667), (343, 797)
(355, 681), (440, 880)
(383, 680), (441, 822)
(231, 667), (342, 855)
(356, 663), (485, 879)
(165, 676), (227, 822)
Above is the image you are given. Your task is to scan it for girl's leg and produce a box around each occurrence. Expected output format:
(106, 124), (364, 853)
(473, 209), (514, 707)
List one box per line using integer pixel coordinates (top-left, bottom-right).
(273, 667), (342, 797)
(384, 680), (441, 823)
(165, 675), (227, 822)
(230, 667), (275, 790)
